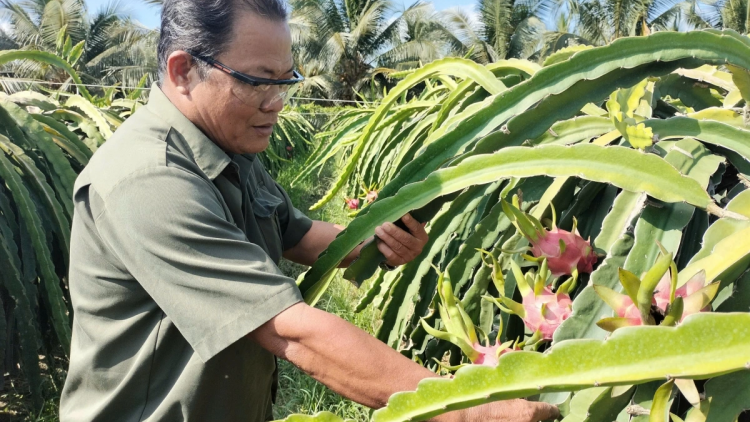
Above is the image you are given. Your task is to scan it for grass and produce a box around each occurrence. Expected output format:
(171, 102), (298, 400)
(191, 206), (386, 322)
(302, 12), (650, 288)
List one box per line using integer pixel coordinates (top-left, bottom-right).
(272, 279), (375, 422)
(272, 145), (377, 422)
(0, 352), (66, 421)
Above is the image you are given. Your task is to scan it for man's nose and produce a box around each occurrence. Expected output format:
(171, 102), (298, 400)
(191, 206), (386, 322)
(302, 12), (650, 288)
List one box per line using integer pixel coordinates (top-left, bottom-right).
(259, 94), (285, 113)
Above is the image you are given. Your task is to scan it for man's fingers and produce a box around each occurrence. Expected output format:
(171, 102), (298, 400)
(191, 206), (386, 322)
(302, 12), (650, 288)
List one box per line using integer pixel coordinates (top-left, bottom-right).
(401, 214), (429, 243)
(379, 222), (421, 252)
(532, 402), (560, 421)
(373, 215), (430, 266)
(400, 213), (422, 233)
(472, 399), (559, 422)
(375, 226), (408, 254)
(375, 239), (401, 265)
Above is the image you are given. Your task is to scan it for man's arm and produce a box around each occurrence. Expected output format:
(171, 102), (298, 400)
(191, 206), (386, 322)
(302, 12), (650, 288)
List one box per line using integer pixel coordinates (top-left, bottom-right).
(248, 302), (559, 422)
(282, 220), (366, 267)
(283, 214), (429, 268)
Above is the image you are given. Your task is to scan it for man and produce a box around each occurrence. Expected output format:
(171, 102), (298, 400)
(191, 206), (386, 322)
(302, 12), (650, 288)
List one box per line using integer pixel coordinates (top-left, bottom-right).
(60, 0), (560, 421)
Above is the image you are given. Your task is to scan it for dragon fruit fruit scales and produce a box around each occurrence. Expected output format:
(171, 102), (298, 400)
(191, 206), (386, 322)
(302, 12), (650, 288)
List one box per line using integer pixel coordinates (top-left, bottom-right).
(530, 227), (597, 277)
(485, 259), (574, 342)
(521, 286), (573, 340)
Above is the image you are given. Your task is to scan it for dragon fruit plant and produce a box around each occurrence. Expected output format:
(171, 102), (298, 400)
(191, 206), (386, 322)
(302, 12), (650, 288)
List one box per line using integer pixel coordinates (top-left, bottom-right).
(480, 253), (574, 344)
(502, 196), (597, 280)
(419, 266), (516, 367)
(595, 247), (720, 331)
(282, 31), (750, 422)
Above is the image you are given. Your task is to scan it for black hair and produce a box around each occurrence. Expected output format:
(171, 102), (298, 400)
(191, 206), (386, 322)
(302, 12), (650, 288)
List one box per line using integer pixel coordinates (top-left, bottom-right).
(157, 0), (287, 82)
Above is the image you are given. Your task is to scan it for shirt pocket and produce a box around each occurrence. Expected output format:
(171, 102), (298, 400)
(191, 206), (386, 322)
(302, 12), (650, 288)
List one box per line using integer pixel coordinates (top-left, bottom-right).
(250, 184), (285, 260)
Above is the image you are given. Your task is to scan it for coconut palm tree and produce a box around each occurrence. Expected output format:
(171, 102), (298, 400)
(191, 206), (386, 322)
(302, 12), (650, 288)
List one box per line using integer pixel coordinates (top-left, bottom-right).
(291, 0), (461, 100)
(0, 0), (158, 91)
(660, 0), (750, 35)
(290, 0), (402, 100)
(440, 0), (547, 63)
(539, 0), (706, 48)
(530, 0), (703, 62)
(376, 2), (462, 70)
(528, 9), (591, 60)
(716, 0), (749, 32)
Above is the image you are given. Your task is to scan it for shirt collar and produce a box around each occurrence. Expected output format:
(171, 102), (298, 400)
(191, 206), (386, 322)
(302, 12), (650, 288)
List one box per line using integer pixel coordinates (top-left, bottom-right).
(146, 83), (231, 180)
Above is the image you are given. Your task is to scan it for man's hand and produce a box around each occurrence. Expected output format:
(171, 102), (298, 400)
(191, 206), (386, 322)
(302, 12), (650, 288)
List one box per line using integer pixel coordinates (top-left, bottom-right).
(283, 213), (428, 268)
(374, 213), (428, 267)
(455, 399), (560, 422)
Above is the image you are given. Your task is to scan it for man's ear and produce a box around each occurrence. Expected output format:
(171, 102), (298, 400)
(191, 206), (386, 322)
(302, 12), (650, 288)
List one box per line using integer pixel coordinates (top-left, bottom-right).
(166, 51), (198, 96)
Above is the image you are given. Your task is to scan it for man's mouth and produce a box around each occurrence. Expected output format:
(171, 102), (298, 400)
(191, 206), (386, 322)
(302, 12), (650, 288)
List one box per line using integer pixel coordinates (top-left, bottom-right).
(253, 123), (275, 136)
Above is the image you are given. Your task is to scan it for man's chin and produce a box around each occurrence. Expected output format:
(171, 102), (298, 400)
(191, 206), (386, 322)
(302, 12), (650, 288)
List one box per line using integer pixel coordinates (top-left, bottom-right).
(237, 136), (271, 155)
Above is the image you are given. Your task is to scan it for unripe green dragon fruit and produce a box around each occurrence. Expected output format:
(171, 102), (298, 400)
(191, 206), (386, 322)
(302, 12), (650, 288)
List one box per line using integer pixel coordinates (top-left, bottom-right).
(502, 197), (597, 277)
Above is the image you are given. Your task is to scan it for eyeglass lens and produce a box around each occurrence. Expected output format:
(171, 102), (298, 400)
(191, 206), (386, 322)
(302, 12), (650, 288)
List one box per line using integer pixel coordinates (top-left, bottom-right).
(230, 79), (301, 108)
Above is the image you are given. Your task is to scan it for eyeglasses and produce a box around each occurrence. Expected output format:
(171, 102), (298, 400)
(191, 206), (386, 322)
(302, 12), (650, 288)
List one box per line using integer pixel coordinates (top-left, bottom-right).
(188, 52), (304, 109)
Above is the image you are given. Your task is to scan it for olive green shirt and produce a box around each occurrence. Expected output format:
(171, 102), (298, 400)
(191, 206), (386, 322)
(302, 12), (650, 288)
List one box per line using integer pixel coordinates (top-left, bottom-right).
(60, 85), (313, 422)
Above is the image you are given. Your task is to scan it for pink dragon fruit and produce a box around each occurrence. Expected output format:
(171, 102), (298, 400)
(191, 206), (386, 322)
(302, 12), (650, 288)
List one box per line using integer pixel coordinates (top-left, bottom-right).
(485, 259), (573, 342)
(594, 254), (673, 331)
(358, 183), (380, 205)
(521, 286), (573, 340)
(502, 198), (597, 277)
(530, 228), (597, 277)
(594, 285), (644, 330)
(469, 342), (517, 366)
(595, 251), (720, 332)
(653, 270), (719, 322)
(420, 266), (517, 367)
(344, 197), (360, 210)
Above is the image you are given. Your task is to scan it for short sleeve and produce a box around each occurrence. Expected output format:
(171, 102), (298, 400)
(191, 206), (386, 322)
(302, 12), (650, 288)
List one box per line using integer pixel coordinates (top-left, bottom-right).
(95, 167), (302, 362)
(273, 180), (313, 250)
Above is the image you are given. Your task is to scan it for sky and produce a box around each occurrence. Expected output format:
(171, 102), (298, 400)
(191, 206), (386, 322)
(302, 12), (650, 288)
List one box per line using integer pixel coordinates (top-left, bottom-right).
(83, 0), (477, 29)
(85, 0), (162, 28)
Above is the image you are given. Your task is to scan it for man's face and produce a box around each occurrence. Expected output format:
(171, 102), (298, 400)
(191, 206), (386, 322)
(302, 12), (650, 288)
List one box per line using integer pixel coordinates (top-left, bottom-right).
(191, 13), (294, 155)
